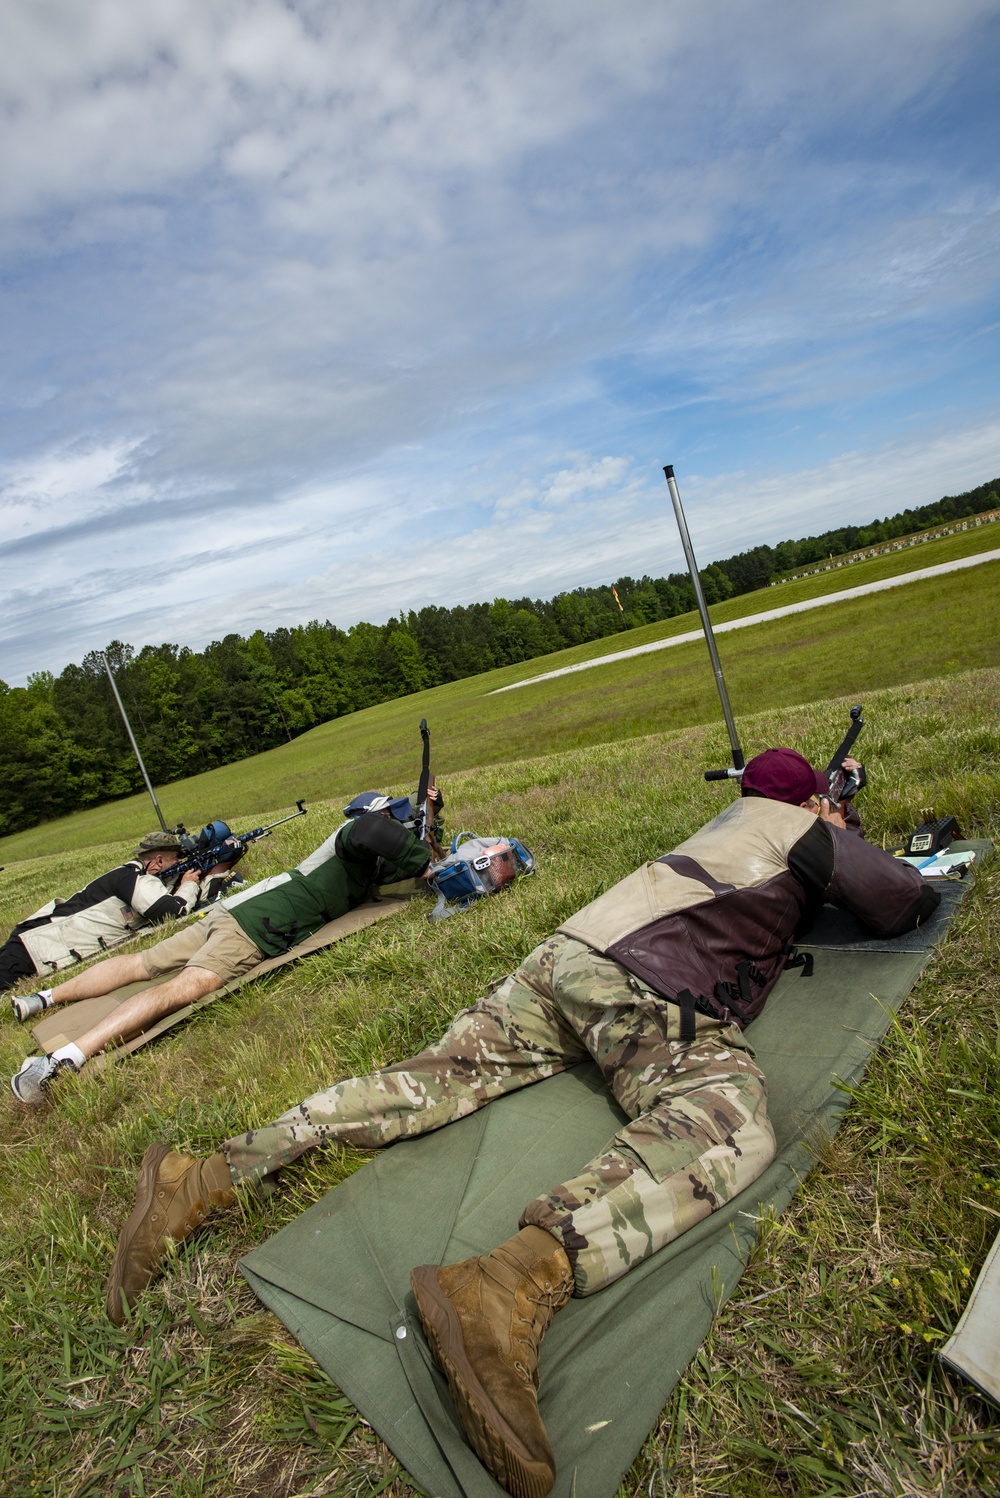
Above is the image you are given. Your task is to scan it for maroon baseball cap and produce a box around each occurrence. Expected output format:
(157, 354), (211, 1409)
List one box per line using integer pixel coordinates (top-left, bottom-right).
(741, 747), (829, 805)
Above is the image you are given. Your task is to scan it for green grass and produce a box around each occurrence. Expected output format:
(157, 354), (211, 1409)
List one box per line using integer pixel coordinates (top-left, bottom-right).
(1, 666), (999, 1496)
(1, 525), (997, 863)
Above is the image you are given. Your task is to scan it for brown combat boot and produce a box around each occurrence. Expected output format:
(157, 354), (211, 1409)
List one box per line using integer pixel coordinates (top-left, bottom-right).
(410, 1225), (573, 1498)
(105, 1144), (236, 1325)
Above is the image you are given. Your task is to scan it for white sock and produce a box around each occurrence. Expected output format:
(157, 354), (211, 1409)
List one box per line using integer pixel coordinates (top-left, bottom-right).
(36, 988), (53, 1003)
(51, 1042), (86, 1071)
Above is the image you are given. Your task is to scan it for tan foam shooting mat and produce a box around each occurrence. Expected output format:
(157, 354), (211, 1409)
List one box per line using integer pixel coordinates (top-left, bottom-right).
(31, 896), (410, 1062)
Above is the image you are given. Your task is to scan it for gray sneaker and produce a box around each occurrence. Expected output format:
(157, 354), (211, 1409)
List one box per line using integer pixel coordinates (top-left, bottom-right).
(10, 1054), (76, 1107)
(11, 991), (54, 1023)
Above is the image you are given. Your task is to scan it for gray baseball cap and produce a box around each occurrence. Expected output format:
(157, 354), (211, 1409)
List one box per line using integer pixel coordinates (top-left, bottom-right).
(132, 831), (184, 857)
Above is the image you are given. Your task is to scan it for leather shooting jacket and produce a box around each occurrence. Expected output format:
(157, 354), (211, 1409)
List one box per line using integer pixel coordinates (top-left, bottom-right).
(17, 861), (201, 976)
(560, 796), (939, 1027)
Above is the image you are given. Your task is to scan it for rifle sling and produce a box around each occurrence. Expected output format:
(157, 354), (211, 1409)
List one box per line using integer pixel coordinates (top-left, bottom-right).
(826, 718), (864, 776)
(417, 722), (431, 809)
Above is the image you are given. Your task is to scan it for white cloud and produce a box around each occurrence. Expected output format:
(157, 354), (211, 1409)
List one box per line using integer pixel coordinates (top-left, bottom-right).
(0, 440), (146, 542)
(681, 416), (1000, 549)
(0, 1), (998, 683)
(335, 415), (1000, 616)
(1, 410), (996, 684)
(2, 0), (995, 232)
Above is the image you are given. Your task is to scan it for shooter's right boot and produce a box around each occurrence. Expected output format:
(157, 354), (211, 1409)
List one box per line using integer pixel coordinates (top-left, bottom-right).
(11, 990), (54, 1023)
(411, 1225), (573, 1498)
(105, 1145), (236, 1325)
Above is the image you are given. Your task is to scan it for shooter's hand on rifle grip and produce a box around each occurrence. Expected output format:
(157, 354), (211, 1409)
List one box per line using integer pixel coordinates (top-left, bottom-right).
(812, 796), (847, 829)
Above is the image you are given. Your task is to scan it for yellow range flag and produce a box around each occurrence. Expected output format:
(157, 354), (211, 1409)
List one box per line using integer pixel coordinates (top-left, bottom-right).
(611, 586), (624, 613)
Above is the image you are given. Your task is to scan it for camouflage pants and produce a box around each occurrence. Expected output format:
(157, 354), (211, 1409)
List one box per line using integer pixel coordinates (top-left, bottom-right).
(223, 935), (775, 1294)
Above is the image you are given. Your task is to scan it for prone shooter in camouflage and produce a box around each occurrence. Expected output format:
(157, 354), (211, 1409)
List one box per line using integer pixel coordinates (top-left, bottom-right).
(106, 748), (937, 1498)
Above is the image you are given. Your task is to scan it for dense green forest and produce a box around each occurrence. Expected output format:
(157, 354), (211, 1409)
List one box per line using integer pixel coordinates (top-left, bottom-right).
(2, 475), (997, 835)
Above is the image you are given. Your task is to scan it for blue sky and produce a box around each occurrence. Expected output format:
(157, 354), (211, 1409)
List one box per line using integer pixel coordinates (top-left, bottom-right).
(2, 0), (999, 684)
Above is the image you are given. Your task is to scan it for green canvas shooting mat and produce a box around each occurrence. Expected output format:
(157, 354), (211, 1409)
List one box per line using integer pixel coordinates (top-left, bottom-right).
(240, 846), (988, 1498)
(30, 895), (411, 1062)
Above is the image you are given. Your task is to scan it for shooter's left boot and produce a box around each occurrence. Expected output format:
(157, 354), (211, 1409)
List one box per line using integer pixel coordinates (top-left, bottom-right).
(411, 1226), (573, 1498)
(10, 1053), (77, 1106)
(105, 1145), (236, 1325)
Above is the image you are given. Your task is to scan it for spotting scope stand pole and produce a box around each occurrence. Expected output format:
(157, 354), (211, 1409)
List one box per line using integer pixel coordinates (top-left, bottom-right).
(662, 465), (745, 772)
(101, 652), (170, 833)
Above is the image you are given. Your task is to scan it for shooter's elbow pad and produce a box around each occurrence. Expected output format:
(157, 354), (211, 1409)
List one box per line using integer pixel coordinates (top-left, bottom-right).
(342, 812), (410, 862)
(789, 819), (940, 937)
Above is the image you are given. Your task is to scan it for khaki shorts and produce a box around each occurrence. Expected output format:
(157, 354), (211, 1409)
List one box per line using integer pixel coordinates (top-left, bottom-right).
(141, 907), (263, 983)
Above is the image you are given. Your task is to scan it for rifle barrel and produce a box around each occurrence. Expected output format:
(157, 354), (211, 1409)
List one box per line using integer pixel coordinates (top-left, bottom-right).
(242, 803), (309, 839)
(663, 466), (745, 771)
(101, 653), (170, 831)
(157, 802), (308, 882)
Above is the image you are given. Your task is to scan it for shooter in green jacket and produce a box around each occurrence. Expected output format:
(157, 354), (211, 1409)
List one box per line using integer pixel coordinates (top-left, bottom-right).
(10, 794), (436, 1107)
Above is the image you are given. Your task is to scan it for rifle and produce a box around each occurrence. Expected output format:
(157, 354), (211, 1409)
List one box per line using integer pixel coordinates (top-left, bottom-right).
(704, 705), (866, 805)
(159, 801), (308, 882)
(415, 719), (445, 859)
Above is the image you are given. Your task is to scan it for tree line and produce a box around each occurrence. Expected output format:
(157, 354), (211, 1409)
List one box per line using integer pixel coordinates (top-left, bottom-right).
(2, 474), (997, 836)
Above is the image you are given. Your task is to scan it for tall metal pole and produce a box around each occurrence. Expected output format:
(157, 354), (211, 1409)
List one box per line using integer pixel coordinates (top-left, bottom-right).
(100, 653), (170, 832)
(662, 465), (745, 771)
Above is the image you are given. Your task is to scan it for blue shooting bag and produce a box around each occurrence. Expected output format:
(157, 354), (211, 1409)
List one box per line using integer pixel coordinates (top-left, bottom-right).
(426, 832), (535, 923)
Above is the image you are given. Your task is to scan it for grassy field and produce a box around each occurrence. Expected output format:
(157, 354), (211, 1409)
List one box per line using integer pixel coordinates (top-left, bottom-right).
(0, 663), (998, 1497)
(1, 523), (997, 864)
